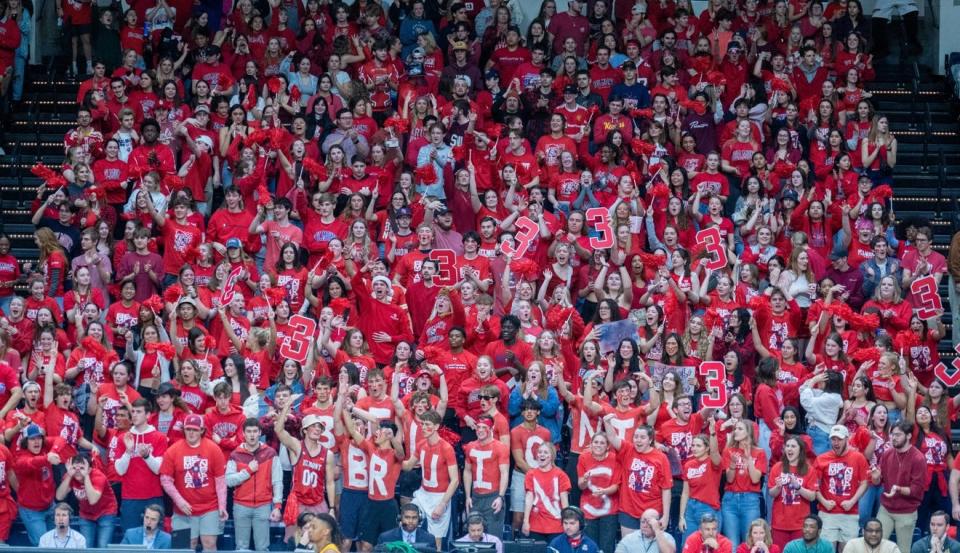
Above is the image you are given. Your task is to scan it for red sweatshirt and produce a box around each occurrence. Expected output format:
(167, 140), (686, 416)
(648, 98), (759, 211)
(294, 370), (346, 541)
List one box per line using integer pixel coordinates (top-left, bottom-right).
(351, 272), (414, 365)
(204, 406), (246, 455)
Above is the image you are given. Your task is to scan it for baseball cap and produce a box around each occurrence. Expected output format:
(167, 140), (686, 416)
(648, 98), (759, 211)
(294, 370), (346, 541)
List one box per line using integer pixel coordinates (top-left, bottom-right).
(451, 41), (468, 51)
(780, 189), (799, 203)
(157, 382), (180, 397)
(184, 414), (204, 431)
(484, 69), (500, 81)
(414, 369), (433, 379)
(632, 3), (647, 13)
(23, 424), (44, 440)
(563, 84), (578, 95)
(396, 206), (413, 218)
(226, 238), (242, 249)
(829, 246), (848, 261)
(435, 204), (450, 216)
(177, 296), (197, 309)
(829, 425), (849, 439)
(194, 103), (210, 113)
(196, 135), (214, 150)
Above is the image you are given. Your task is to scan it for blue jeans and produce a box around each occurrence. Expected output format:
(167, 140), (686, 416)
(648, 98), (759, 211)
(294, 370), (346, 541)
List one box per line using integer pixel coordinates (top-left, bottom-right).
(721, 492), (761, 551)
(0, 295), (12, 316)
(20, 503), (53, 545)
(120, 497), (162, 530)
(683, 498), (719, 544)
(78, 515), (117, 548)
(860, 484), (882, 529)
(758, 420), (773, 463)
(809, 426), (831, 455)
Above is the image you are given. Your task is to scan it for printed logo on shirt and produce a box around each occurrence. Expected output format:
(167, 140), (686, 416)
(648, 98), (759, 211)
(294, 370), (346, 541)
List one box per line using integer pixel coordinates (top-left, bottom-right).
(627, 458), (656, 493)
(183, 455), (210, 489)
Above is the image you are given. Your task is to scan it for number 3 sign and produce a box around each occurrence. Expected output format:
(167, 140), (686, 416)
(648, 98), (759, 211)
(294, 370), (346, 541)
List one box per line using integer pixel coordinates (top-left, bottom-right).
(698, 361), (728, 408)
(500, 217), (539, 259)
(586, 207), (614, 249)
(910, 275), (942, 320)
(429, 249), (458, 286)
(278, 314), (317, 364)
(695, 227), (728, 271)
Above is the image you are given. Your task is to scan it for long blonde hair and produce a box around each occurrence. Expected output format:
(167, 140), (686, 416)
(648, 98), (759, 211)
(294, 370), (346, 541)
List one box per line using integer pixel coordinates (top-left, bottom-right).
(35, 227), (64, 267)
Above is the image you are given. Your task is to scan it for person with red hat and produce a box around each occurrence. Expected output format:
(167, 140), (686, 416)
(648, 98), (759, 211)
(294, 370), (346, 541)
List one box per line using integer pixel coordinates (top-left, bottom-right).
(160, 413), (227, 552)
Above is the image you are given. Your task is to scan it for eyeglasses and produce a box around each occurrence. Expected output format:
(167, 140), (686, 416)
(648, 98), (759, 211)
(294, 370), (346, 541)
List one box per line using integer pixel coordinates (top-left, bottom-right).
(478, 395), (494, 401)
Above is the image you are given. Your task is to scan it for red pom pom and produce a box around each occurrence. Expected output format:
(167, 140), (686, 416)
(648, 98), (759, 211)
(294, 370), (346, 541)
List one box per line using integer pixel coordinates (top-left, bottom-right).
(302, 158), (328, 181)
(679, 99), (706, 116)
(328, 297), (352, 315)
(631, 139), (656, 157)
(484, 123), (504, 138)
(264, 287), (287, 304)
(866, 185), (893, 204)
(204, 336), (217, 352)
(690, 55), (713, 74)
(383, 115), (410, 134)
(509, 258), (540, 281)
(163, 286), (182, 305)
(770, 77), (792, 93)
(243, 128), (272, 148)
(452, 145), (466, 162)
(747, 294), (772, 320)
(771, 160), (797, 178)
(30, 163), (67, 188)
(267, 76), (284, 95)
(143, 295), (164, 314)
(162, 174), (184, 192)
(636, 251), (668, 271)
(290, 85), (301, 104)
(146, 342), (176, 359)
(242, 86), (258, 111)
(80, 336), (106, 358)
(893, 331), (921, 353)
(420, 345), (444, 361)
(848, 312), (880, 332)
(648, 183), (670, 199)
(414, 164), (438, 185)
(183, 246), (201, 265)
(437, 426), (461, 446)
(707, 71), (727, 87)
(850, 347), (882, 364)
(256, 184), (272, 206)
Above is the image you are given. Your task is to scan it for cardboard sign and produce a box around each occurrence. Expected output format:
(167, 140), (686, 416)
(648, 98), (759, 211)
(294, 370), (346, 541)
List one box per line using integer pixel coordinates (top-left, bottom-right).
(910, 275), (943, 320)
(278, 314), (317, 364)
(586, 207), (614, 249)
(500, 216), (539, 259)
(429, 249), (458, 286)
(698, 361), (728, 408)
(696, 227), (728, 271)
(219, 265), (244, 306)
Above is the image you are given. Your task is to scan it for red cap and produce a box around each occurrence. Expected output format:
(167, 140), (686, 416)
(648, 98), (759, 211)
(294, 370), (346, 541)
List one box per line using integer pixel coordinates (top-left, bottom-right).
(183, 414), (204, 431)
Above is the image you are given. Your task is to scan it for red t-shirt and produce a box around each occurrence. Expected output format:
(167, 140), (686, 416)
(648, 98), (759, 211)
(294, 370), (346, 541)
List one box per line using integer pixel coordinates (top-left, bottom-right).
(159, 437), (226, 515)
(416, 437), (457, 493)
(681, 454), (723, 510)
(721, 446), (768, 493)
(768, 462), (817, 531)
(510, 424), (552, 470)
(569, 396), (604, 455)
(71, 468), (119, 520)
(656, 413), (704, 463)
(617, 446), (672, 517)
(577, 452), (621, 519)
(361, 439), (401, 501)
(464, 439), (510, 495)
(524, 467), (571, 534)
(813, 449), (869, 514)
(159, 219), (203, 275)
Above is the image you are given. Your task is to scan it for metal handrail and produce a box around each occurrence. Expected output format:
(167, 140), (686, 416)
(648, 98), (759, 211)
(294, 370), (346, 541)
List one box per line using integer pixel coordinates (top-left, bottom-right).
(920, 102), (932, 173)
(938, 149), (947, 219)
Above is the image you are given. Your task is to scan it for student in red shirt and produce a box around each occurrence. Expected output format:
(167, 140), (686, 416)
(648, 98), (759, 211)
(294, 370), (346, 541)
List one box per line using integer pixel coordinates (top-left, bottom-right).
(401, 410), (458, 551)
(768, 436), (818, 548)
(344, 414), (404, 550)
(13, 424), (59, 545)
(159, 414), (227, 552)
(576, 432), (621, 553)
(463, 414), (510, 534)
(54, 452), (118, 548)
(144, 195), (203, 288)
(522, 441), (571, 540)
(606, 422), (672, 536)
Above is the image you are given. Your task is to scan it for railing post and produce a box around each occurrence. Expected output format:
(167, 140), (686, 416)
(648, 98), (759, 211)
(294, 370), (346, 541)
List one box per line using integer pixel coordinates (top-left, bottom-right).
(938, 149), (947, 219)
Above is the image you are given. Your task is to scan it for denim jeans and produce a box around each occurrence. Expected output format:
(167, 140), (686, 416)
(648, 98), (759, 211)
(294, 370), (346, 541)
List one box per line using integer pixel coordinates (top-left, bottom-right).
(721, 492), (761, 551)
(233, 503), (271, 551)
(950, 276), (960, 348)
(0, 295), (11, 317)
(809, 426), (831, 455)
(12, 54), (25, 101)
(584, 514), (618, 553)
(683, 498), (719, 544)
(758, 420), (773, 464)
(860, 484), (882, 529)
(120, 497), (163, 530)
(20, 504), (53, 545)
(78, 515), (117, 548)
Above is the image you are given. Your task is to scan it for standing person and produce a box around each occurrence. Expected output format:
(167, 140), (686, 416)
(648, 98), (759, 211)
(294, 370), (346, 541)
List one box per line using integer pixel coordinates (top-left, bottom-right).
(159, 414), (228, 552)
(226, 418), (283, 552)
(120, 504), (172, 549)
(813, 425), (870, 552)
(577, 432), (621, 553)
(911, 511), (960, 553)
(14, 423), (58, 545)
(522, 442), (571, 542)
(274, 402), (336, 541)
(604, 422), (672, 538)
(874, 421), (926, 553)
(548, 507), (599, 553)
(344, 415), (404, 553)
(0, 440), (16, 544)
(463, 414), (510, 536)
(509, 398), (552, 536)
(54, 452), (118, 548)
(114, 397), (167, 530)
(840, 519), (898, 553)
(721, 421), (768, 551)
(401, 410), (459, 551)
(37, 503), (86, 549)
(768, 437), (818, 549)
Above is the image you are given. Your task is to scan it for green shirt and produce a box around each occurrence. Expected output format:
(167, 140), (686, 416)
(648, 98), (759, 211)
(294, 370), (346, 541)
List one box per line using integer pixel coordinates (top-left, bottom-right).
(784, 538), (835, 553)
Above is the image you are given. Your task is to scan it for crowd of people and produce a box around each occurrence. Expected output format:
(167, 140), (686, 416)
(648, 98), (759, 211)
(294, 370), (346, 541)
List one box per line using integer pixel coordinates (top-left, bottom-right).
(0, 0), (949, 551)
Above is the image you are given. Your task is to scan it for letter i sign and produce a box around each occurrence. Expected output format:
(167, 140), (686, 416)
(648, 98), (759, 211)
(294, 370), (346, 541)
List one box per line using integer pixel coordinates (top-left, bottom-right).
(933, 343), (960, 386)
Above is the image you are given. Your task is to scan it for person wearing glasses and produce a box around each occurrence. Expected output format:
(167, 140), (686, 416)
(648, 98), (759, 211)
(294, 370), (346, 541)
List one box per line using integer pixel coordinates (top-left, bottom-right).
(902, 226), (946, 308)
(840, 519), (897, 553)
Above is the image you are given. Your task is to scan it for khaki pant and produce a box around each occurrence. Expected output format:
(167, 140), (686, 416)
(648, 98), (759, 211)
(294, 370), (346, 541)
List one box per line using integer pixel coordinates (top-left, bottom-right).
(877, 505), (917, 553)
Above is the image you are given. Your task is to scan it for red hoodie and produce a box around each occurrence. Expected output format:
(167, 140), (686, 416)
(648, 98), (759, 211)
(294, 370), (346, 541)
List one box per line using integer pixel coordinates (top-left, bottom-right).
(204, 406), (246, 455)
